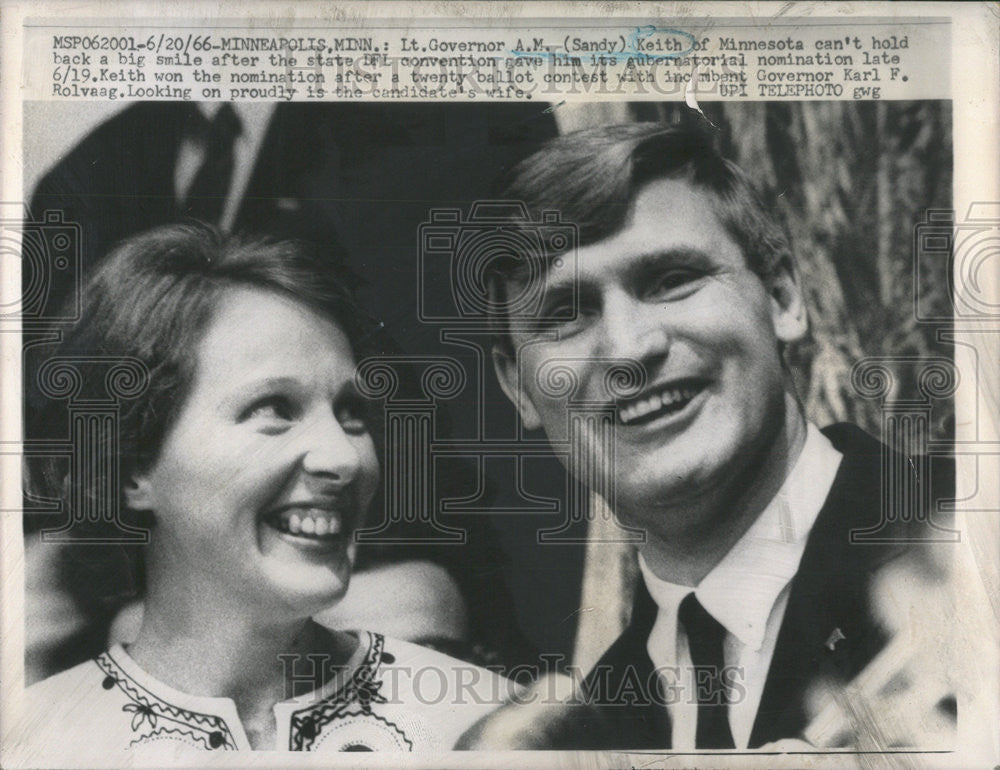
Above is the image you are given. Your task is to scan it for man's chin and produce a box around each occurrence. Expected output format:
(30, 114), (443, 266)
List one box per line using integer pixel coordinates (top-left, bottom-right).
(613, 461), (723, 522)
(621, 453), (718, 492)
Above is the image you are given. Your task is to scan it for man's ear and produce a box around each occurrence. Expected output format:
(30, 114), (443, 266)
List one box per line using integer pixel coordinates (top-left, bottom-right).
(767, 256), (808, 344)
(492, 345), (542, 431)
(123, 472), (156, 513)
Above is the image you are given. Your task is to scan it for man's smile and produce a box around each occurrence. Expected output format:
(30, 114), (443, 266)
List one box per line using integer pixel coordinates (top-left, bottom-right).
(616, 378), (709, 427)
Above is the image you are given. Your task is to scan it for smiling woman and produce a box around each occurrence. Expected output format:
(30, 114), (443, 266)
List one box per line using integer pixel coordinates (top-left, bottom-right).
(18, 225), (512, 760)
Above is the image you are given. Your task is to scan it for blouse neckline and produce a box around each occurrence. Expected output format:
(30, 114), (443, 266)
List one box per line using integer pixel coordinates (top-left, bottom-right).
(101, 630), (376, 750)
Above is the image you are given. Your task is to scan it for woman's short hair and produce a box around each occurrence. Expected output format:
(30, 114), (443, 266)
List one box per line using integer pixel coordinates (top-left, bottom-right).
(26, 223), (374, 635)
(488, 120), (794, 353)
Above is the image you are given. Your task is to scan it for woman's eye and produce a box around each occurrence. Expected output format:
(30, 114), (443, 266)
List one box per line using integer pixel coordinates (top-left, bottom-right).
(336, 399), (369, 434)
(240, 396), (295, 425)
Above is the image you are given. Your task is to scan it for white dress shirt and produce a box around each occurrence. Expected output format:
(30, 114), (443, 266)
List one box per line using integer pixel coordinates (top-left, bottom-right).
(639, 423), (843, 748)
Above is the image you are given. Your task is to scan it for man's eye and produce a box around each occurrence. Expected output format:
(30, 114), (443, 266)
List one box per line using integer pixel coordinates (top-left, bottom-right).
(543, 299), (577, 319)
(538, 298), (595, 336)
(241, 396), (295, 424)
(648, 269), (702, 298)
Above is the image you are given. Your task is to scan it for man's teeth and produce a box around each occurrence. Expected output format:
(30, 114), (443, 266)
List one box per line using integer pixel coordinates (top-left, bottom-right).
(278, 511), (343, 537)
(619, 386), (699, 425)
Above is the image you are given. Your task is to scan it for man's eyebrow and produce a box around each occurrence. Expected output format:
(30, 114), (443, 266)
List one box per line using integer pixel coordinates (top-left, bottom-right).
(621, 247), (717, 277)
(541, 246), (716, 292)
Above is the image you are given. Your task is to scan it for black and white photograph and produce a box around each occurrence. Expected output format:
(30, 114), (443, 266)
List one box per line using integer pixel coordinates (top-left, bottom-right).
(1, 3), (997, 768)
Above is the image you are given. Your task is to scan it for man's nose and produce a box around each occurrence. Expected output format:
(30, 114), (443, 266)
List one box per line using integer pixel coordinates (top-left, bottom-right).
(298, 411), (362, 484)
(597, 291), (671, 364)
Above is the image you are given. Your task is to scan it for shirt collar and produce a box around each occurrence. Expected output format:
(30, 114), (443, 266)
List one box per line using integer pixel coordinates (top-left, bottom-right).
(639, 423), (843, 652)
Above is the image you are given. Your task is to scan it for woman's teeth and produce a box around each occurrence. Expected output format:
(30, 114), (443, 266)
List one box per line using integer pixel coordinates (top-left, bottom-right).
(274, 511), (343, 538)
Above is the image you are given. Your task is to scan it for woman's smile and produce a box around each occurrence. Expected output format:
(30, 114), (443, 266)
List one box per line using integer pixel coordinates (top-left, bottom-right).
(129, 287), (379, 616)
(263, 500), (356, 548)
(270, 507), (346, 538)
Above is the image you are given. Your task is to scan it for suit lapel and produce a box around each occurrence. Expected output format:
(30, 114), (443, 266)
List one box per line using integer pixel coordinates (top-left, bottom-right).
(232, 103), (301, 230)
(585, 423), (949, 750)
(587, 579), (670, 749)
(748, 424), (902, 747)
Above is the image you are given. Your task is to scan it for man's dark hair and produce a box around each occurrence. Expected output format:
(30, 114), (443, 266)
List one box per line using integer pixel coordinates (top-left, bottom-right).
(489, 120), (794, 353)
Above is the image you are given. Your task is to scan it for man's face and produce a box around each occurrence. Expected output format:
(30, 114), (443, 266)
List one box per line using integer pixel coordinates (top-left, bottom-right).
(494, 178), (807, 535)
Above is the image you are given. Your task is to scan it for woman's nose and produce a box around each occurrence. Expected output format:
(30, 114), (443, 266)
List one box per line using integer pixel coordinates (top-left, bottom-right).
(299, 412), (362, 484)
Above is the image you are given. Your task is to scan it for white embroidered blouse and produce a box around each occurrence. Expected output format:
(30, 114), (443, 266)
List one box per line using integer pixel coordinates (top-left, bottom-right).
(13, 631), (512, 762)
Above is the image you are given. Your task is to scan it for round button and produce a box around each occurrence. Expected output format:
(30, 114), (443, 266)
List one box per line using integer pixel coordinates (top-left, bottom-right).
(208, 731), (224, 748)
(101, 676), (115, 690)
(381, 652), (395, 664)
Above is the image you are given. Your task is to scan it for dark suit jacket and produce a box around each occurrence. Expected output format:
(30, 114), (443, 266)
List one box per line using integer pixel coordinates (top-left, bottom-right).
(29, 101), (556, 319)
(581, 423), (954, 749)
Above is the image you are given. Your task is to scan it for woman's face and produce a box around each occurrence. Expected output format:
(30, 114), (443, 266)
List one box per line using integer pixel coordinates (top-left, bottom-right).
(128, 287), (379, 618)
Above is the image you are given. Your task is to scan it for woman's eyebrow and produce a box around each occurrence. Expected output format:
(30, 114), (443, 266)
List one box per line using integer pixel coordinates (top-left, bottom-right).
(335, 379), (364, 400)
(218, 376), (302, 407)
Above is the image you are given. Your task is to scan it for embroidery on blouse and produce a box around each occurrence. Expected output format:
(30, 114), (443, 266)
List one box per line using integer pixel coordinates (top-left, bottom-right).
(94, 653), (238, 750)
(288, 633), (412, 751)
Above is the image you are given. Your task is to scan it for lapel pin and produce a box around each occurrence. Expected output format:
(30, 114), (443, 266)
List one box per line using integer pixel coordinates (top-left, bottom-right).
(824, 627), (846, 651)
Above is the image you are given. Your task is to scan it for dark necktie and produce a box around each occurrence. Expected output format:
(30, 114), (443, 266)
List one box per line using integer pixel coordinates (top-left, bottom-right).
(679, 593), (736, 749)
(182, 104), (241, 224)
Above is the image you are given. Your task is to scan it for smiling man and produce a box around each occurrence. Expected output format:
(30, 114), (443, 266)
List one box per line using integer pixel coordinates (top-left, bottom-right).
(484, 121), (954, 749)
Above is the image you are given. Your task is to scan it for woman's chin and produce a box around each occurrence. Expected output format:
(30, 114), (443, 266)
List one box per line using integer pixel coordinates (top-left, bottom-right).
(257, 523), (353, 614)
(266, 566), (351, 618)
